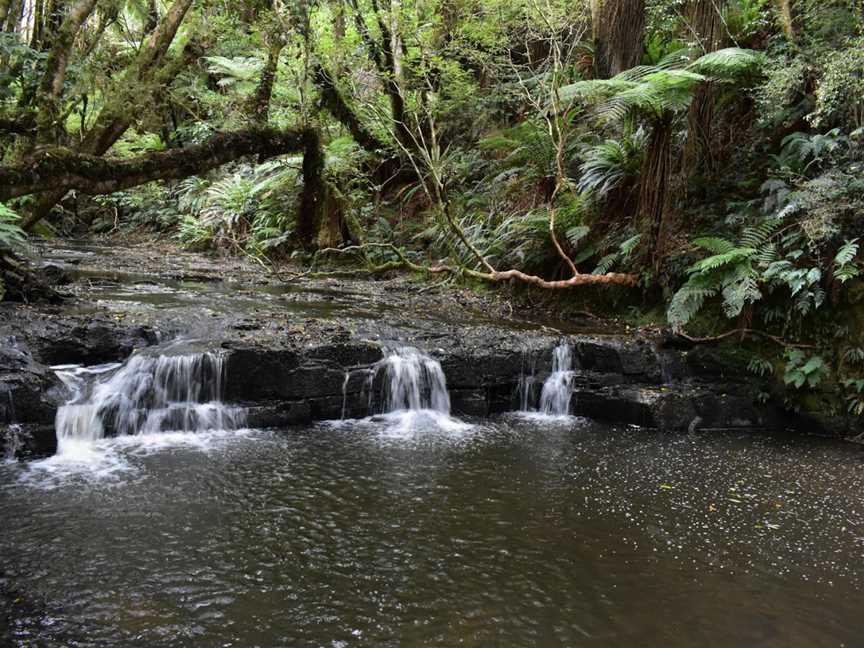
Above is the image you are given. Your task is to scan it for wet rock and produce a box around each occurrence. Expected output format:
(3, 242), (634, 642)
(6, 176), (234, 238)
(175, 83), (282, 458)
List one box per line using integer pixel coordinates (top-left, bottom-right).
(0, 346), (65, 426)
(450, 389), (488, 417)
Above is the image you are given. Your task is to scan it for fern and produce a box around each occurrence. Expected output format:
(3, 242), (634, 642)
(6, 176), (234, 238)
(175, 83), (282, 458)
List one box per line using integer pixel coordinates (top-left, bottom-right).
(204, 56), (264, 85)
(668, 275), (719, 330)
(577, 130), (646, 198)
(687, 48), (765, 78)
(668, 220), (783, 330)
(692, 236), (736, 254)
(740, 219), (780, 248)
(0, 203), (27, 252)
(834, 239), (861, 284)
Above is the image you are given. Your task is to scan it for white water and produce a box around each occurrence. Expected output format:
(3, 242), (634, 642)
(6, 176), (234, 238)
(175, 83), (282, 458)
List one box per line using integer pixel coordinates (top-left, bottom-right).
(3, 424), (26, 463)
(379, 347), (451, 414)
(341, 347), (468, 435)
(50, 346), (245, 462)
(520, 343), (576, 417)
(539, 344), (574, 415)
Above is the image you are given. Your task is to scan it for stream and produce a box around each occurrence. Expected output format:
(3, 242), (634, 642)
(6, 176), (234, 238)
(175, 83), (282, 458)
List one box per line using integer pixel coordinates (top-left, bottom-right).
(2, 417), (864, 646)
(1, 242), (863, 646)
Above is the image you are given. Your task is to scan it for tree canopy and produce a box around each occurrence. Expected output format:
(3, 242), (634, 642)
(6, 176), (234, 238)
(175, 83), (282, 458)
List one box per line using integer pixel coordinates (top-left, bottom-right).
(2, 0), (864, 416)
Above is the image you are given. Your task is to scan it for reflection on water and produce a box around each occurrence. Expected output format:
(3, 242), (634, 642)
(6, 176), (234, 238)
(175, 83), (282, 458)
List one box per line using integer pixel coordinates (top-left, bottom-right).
(1, 417), (863, 647)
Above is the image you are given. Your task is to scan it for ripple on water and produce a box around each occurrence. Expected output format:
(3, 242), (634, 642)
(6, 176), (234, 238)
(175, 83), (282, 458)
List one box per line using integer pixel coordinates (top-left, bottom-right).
(1, 418), (863, 647)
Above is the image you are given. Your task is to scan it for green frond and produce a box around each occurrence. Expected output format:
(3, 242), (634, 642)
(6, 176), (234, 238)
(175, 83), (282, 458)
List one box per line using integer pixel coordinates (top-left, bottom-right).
(204, 56), (264, 85)
(592, 253), (618, 275)
(740, 219), (781, 248)
(555, 79), (637, 106)
(835, 239), (860, 266)
(668, 276), (718, 330)
(688, 247), (756, 273)
(597, 70), (704, 120)
(0, 203), (27, 252)
(688, 47), (765, 79)
(692, 236), (736, 254)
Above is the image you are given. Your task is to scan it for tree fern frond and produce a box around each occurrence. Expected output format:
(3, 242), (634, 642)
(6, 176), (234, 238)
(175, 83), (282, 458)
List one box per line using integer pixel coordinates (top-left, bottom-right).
(555, 79), (637, 107)
(204, 56), (264, 84)
(688, 47), (765, 79)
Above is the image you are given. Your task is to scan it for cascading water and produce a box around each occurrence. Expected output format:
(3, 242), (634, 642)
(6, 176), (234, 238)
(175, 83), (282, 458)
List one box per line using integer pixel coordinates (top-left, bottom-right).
(539, 343), (574, 415)
(520, 343), (575, 417)
(378, 347), (451, 414)
(339, 347), (466, 433)
(52, 346), (244, 458)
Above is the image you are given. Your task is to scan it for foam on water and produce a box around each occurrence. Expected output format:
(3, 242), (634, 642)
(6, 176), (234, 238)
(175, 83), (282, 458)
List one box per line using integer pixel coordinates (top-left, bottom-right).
(21, 428), (255, 488)
(26, 342), (247, 482)
(340, 347), (470, 435)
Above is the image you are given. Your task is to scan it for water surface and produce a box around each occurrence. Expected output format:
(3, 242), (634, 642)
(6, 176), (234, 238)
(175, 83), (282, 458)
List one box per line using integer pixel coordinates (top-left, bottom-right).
(2, 418), (863, 646)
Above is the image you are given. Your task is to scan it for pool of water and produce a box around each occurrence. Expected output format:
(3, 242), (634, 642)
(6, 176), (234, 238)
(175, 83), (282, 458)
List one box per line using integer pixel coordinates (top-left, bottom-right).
(2, 416), (863, 646)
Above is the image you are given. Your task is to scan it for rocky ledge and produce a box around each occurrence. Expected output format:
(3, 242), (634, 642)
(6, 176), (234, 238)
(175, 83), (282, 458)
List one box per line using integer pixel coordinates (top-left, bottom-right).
(0, 310), (787, 458)
(0, 239), (818, 458)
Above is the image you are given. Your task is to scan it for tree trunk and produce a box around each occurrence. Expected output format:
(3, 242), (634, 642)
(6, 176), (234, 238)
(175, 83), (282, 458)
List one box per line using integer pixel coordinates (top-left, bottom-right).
(682, 0), (728, 178)
(374, 0), (411, 148)
(22, 0), (195, 229)
(29, 0), (43, 48)
(774, 0), (799, 45)
(297, 128), (325, 249)
(638, 117), (673, 270)
(0, 0), (12, 30)
(3, 0), (22, 32)
(33, 0), (98, 145)
(247, 33), (285, 123)
(2, 127), (308, 203)
(591, 0), (645, 79)
(313, 64), (388, 153)
(347, 0), (412, 148)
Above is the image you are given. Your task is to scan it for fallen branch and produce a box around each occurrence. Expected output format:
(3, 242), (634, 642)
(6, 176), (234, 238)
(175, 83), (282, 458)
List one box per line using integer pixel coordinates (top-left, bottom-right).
(274, 243), (638, 288)
(678, 328), (818, 349)
(0, 127), (310, 201)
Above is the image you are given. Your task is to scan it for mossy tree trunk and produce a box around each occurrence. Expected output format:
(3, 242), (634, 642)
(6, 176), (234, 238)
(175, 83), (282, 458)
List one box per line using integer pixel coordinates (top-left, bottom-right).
(774, 0), (800, 45)
(19, 0), (195, 230)
(297, 128), (325, 250)
(1, 128), (310, 202)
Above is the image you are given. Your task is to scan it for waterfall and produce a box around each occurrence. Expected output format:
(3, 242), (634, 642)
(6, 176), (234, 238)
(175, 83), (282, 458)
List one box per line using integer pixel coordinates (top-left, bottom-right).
(338, 347), (465, 433)
(521, 343), (575, 416)
(3, 424), (27, 462)
(378, 347), (451, 414)
(539, 343), (574, 415)
(53, 347), (244, 456)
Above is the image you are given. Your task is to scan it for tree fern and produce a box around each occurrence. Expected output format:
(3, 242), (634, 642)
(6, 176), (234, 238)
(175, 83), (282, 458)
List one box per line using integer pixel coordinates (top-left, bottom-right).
(577, 129), (646, 198)
(687, 48), (765, 79)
